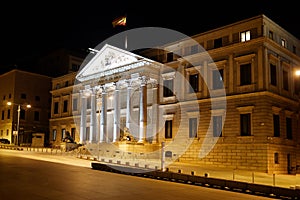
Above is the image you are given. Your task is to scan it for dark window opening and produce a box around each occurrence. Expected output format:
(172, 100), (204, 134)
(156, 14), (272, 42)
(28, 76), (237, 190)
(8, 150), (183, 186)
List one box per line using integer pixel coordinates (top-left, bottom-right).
(240, 63), (251, 85)
(240, 113), (251, 136)
(273, 114), (280, 137)
(189, 74), (199, 93)
(163, 79), (174, 97)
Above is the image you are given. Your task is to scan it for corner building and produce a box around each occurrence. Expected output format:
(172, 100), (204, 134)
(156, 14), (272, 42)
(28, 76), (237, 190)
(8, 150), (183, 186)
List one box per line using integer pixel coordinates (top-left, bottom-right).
(49, 14), (300, 174)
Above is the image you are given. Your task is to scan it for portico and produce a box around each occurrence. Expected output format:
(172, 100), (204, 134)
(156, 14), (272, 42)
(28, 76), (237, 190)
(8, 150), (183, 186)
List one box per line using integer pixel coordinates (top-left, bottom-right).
(76, 44), (161, 146)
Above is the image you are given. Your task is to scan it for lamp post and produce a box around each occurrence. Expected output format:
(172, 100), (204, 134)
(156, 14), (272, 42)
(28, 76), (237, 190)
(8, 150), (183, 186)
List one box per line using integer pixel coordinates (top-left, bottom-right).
(7, 102), (31, 146)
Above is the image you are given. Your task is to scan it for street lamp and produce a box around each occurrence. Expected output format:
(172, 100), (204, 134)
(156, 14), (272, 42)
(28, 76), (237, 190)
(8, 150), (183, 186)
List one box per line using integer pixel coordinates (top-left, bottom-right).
(7, 102), (31, 146)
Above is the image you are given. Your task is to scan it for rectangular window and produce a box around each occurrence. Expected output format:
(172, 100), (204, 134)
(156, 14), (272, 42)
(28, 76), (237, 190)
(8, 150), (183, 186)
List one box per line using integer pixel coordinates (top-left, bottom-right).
(283, 70), (289, 91)
(214, 38), (223, 48)
(34, 111), (40, 121)
(240, 113), (251, 136)
(7, 109), (10, 119)
(53, 129), (57, 141)
(20, 109), (25, 120)
(61, 129), (66, 141)
(213, 69), (224, 89)
(191, 45), (199, 54)
(281, 38), (287, 48)
(269, 31), (274, 40)
(270, 64), (277, 86)
(1, 111), (4, 120)
(274, 152), (279, 164)
(213, 116), (222, 137)
(163, 79), (174, 97)
(0, 130), (3, 136)
(21, 93), (26, 99)
(240, 63), (251, 85)
(71, 128), (76, 141)
(240, 30), (251, 42)
(189, 118), (197, 138)
(189, 74), (199, 93)
(273, 114), (280, 137)
(72, 98), (78, 111)
(54, 102), (59, 114)
(286, 117), (292, 139)
(165, 120), (173, 138)
(63, 100), (68, 113)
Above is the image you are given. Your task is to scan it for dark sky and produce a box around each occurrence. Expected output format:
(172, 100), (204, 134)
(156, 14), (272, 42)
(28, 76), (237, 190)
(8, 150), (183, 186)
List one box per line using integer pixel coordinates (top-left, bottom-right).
(0, 1), (299, 72)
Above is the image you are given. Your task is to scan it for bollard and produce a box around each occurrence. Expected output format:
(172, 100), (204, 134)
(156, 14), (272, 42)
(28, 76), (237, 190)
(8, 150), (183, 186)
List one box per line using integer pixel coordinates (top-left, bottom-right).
(204, 173), (209, 178)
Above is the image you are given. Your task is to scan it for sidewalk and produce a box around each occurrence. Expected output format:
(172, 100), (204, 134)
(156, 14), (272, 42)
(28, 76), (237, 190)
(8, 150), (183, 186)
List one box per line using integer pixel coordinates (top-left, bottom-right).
(1, 145), (299, 189)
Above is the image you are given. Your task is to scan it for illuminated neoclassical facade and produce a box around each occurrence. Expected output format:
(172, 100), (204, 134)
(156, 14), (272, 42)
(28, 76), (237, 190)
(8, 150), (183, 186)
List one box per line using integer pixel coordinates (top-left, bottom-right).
(49, 14), (300, 174)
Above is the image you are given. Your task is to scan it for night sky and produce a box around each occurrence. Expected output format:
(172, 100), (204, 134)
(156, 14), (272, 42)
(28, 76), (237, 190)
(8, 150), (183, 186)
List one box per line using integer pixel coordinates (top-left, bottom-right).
(0, 0), (299, 73)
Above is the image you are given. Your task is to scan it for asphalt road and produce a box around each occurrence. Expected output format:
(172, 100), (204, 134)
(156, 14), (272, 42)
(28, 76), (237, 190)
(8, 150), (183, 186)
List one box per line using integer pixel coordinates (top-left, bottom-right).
(0, 150), (277, 200)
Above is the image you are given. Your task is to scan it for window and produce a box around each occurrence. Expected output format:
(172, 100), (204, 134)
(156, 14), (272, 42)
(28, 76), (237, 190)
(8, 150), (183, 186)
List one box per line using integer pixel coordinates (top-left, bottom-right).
(163, 79), (174, 97)
(165, 120), (172, 138)
(281, 38), (287, 48)
(269, 31), (274, 40)
(240, 113), (251, 136)
(35, 96), (40, 101)
(293, 45), (297, 54)
(286, 117), (292, 139)
(283, 70), (289, 91)
(0, 130), (2, 136)
(273, 114), (280, 137)
(240, 63), (251, 85)
(61, 129), (66, 141)
(189, 118), (197, 138)
(270, 64), (277, 86)
(63, 100), (68, 113)
(189, 74), (199, 93)
(71, 128), (76, 141)
(274, 153), (279, 164)
(54, 102), (59, 114)
(71, 64), (80, 71)
(64, 81), (69, 87)
(191, 45), (199, 54)
(6, 129), (8, 136)
(34, 111), (40, 121)
(21, 93), (26, 99)
(20, 109), (25, 120)
(1, 111), (4, 120)
(72, 98), (78, 111)
(3, 95), (5, 100)
(240, 30), (251, 42)
(8, 94), (11, 98)
(53, 129), (57, 141)
(213, 116), (222, 137)
(7, 109), (10, 119)
(213, 69), (224, 89)
(214, 38), (222, 48)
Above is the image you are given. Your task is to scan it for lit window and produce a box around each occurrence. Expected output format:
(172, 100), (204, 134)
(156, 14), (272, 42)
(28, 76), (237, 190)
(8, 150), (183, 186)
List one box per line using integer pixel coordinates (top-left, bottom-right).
(240, 30), (251, 42)
(281, 38), (287, 48)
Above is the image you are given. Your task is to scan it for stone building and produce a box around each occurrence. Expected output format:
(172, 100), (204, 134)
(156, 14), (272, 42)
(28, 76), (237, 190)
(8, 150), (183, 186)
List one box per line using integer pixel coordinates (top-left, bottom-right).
(49, 14), (300, 174)
(0, 69), (52, 145)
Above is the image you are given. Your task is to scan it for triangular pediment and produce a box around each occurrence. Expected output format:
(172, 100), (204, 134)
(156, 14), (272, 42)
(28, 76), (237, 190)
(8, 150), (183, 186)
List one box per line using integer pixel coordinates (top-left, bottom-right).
(76, 44), (150, 82)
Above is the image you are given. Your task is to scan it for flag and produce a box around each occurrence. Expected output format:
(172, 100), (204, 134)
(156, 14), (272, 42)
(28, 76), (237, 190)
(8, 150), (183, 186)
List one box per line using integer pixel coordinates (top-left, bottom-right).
(112, 16), (126, 28)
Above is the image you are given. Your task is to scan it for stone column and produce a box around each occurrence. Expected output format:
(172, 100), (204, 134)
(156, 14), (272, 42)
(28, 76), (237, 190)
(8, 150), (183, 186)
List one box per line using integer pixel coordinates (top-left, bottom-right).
(138, 76), (147, 143)
(151, 83), (158, 143)
(126, 79), (132, 131)
(113, 83), (120, 142)
(89, 89), (97, 143)
(100, 86), (107, 143)
(79, 90), (87, 144)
